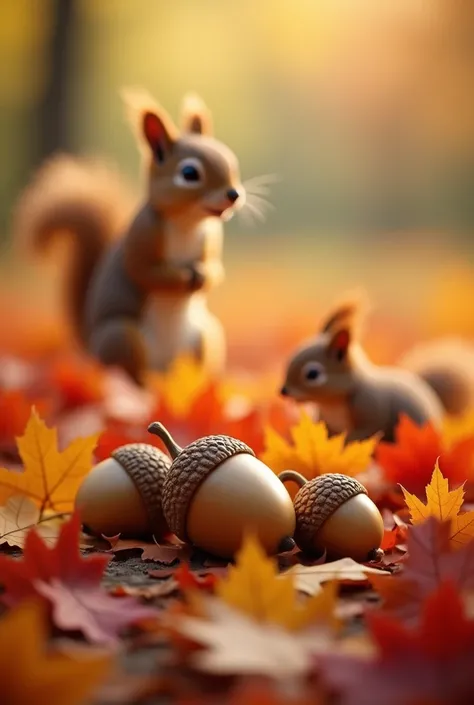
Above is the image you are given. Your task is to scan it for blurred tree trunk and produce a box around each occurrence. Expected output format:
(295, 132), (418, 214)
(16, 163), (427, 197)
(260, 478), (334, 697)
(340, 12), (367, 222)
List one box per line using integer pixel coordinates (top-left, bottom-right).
(36, 0), (77, 164)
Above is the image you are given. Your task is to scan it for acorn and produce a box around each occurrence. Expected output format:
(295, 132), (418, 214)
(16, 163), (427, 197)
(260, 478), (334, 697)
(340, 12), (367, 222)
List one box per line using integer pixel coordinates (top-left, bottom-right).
(147, 422), (296, 560)
(75, 443), (171, 538)
(278, 471), (384, 562)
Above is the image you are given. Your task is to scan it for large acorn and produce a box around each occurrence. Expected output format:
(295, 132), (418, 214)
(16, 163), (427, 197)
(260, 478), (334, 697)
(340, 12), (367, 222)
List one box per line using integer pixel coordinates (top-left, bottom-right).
(75, 443), (171, 538)
(278, 471), (384, 562)
(148, 422), (296, 559)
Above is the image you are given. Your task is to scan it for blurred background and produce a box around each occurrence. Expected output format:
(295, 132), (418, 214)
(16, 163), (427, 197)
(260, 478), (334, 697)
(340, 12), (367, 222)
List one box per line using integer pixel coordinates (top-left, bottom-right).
(0, 0), (473, 373)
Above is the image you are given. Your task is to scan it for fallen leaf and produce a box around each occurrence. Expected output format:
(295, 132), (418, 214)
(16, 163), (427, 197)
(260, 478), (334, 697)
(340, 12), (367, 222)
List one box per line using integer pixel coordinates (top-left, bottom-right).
(148, 565), (229, 586)
(0, 600), (111, 705)
(109, 580), (179, 599)
(0, 407), (99, 513)
(171, 563), (223, 592)
(0, 495), (64, 548)
(376, 414), (474, 497)
(261, 412), (378, 495)
(401, 462), (474, 547)
(0, 389), (51, 450)
(283, 557), (389, 596)
(380, 527), (399, 551)
(151, 380), (266, 455)
(370, 517), (474, 621)
(318, 581), (474, 705)
(168, 595), (337, 680)
(0, 511), (159, 643)
(153, 355), (209, 418)
(215, 533), (340, 631)
(99, 379), (266, 459)
(48, 354), (105, 408)
(103, 534), (192, 564)
(35, 578), (159, 644)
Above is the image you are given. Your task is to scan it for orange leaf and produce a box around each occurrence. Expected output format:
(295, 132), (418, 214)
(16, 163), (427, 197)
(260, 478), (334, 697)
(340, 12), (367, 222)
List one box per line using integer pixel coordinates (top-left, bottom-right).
(48, 355), (104, 408)
(376, 414), (474, 496)
(401, 462), (474, 547)
(380, 527), (399, 552)
(261, 411), (378, 496)
(0, 601), (110, 705)
(0, 407), (99, 512)
(0, 390), (51, 448)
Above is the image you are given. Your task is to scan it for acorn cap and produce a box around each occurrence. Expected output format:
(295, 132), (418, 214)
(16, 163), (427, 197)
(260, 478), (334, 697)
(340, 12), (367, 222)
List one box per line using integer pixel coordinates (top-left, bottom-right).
(111, 443), (171, 531)
(149, 424), (255, 540)
(294, 473), (367, 550)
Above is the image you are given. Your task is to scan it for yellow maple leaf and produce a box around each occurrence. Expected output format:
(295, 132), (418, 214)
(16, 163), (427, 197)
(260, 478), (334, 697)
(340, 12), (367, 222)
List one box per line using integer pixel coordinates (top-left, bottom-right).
(153, 355), (209, 417)
(214, 533), (339, 632)
(260, 411), (378, 493)
(401, 461), (474, 547)
(0, 600), (110, 705)
(0, 407), (99, 514)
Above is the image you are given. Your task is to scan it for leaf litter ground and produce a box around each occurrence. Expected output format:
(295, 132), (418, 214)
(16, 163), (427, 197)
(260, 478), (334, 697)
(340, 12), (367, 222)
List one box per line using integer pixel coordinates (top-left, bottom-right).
(1, 356), (474, 704)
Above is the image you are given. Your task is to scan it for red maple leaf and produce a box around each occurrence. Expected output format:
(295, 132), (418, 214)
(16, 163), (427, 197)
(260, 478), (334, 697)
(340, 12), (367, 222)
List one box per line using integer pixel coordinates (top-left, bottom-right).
(371, 517), (474, 622)
(0, 512), (158, 643)
(375, 414), (474, 496)
(319, 581), (474, 705)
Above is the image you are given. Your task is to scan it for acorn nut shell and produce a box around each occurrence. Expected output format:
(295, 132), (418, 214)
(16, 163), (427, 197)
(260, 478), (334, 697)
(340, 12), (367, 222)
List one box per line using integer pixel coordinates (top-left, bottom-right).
(148, 422), (296, 560)
(75, 443), (171, 538)
(279, 471), (384, 562)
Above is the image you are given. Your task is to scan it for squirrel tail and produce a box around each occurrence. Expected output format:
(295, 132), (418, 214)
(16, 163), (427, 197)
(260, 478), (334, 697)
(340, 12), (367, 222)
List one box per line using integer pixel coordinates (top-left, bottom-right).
(399, 338), (474, 416)
(13, 154), (136, 344)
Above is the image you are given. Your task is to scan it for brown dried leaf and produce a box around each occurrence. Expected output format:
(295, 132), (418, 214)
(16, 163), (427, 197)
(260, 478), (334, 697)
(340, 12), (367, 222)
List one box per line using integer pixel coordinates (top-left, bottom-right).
(168, 596), (336, 679)
(104, 534), (192, 564)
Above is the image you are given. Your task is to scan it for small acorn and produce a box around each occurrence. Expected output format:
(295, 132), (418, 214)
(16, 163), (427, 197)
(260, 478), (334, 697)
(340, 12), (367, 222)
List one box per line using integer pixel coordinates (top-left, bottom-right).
(278, 471), (384, 562)
(148, 422), (296, 560)
(75, 443), (171, 538)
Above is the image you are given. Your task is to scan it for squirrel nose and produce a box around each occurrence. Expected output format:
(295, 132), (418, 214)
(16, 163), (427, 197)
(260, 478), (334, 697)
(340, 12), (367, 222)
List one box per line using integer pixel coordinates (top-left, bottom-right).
(226, 188), (240, 204)
(280, 385), (289, 396)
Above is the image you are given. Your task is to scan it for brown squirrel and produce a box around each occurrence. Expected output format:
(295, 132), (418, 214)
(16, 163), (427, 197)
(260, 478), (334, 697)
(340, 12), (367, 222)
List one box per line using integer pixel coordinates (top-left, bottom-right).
(14, 89), (247, 385)
(280, 292), (474, 442)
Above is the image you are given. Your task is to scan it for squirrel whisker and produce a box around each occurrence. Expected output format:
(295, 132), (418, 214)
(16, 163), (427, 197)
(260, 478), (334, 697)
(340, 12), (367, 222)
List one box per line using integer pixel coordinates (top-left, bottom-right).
(243, 173), (281, 188)
(238, 195), (271, 225)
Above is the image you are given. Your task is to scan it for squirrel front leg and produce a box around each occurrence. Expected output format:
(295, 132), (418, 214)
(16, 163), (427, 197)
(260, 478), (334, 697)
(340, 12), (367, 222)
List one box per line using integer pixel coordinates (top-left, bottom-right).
(124, 230), (206, 293)
(344, 387), (388, 443)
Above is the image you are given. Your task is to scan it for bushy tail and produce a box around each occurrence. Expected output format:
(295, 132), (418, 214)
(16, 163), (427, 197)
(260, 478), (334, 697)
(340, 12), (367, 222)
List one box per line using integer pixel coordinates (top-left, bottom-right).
(13, 154), (136, 344)
(400, 338), (474, 416)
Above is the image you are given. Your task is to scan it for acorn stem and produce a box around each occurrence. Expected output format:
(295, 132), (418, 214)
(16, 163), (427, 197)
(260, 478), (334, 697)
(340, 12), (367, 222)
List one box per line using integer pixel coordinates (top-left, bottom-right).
(147, 422), (182, 459)
(278, 470), (308, 488)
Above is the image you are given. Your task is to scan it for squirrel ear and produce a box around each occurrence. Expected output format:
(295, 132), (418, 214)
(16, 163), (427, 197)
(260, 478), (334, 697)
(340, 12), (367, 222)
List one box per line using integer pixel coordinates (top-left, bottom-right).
(181, 92), (213, 136)
(120, 87), (178, 163)
(327, 328), (351, 361)
(142, 111), (175, 163)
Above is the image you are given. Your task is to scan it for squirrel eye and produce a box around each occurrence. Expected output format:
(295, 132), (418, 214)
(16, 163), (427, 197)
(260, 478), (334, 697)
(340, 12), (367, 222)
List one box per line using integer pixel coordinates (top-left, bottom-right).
(301, 362), (326, 386)
(181, 165), (200, 182)
(174, 158), (205, 188)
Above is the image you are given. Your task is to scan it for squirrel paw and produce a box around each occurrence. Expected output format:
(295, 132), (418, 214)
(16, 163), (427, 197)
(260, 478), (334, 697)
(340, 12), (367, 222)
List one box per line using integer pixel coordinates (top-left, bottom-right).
(187, 263), (207, 291)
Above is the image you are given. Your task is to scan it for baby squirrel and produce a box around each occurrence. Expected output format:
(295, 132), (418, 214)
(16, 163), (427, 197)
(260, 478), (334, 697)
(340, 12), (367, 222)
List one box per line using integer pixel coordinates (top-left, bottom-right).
(280, 293), (474, 442)
(14, 89), (246, 385)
